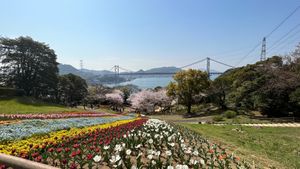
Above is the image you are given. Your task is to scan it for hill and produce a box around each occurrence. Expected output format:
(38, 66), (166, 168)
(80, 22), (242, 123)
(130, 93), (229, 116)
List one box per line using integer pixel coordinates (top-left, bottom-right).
(0, 97), (82, 114)
(58, 64), (183, 84)
(135, 66), (181, 73)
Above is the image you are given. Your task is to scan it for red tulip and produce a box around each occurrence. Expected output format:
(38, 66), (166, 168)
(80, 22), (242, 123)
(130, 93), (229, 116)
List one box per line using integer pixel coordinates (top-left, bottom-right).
(86, 154), (93, 160)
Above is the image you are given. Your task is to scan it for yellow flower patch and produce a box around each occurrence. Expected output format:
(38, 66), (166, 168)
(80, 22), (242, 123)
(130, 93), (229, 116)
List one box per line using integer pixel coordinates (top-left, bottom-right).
(0, 118), (139, 155)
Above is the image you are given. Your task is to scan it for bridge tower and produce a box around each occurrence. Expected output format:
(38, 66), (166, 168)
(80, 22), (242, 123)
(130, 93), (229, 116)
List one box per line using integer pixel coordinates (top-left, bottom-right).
(206, 57), (211, 79)
(260, 37), (267, 61)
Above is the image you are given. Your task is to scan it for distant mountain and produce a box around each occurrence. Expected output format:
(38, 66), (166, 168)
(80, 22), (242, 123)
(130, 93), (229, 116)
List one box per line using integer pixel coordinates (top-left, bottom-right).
(143, 66), (181, 73)
(58, 64), (80, 75)
(81, 69), (114, 75)
(58, 64), (183, 84)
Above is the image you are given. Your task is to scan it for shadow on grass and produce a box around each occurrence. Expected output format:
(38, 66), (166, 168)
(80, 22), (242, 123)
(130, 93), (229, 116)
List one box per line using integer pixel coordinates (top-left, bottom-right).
(0, 96), (66, 108)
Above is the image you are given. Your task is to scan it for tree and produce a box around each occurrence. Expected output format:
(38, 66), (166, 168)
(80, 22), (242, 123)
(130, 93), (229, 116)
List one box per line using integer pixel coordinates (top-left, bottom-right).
(218, 55), (300, 117)
(114, 84), (139, 105)
(58, 73), (88, 106)
(167, 69), (210, 115)
(129, 89), (172, 114)
(105, 90), (124, 111)
(209, 76), (231, 109)
(0, 36), (58, 99)
(84, 85), (111, 109)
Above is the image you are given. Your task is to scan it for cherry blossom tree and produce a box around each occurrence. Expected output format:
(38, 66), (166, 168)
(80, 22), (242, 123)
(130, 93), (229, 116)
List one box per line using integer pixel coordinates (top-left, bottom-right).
(129, 89), (172, 114)
(105, 90), (124, 111)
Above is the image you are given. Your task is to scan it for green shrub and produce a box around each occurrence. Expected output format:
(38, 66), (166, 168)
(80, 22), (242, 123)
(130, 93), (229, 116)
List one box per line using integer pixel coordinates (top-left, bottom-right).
(213, 115), (224, 122)
(0, 88), (24, 97)
(224, 110), (237, 118)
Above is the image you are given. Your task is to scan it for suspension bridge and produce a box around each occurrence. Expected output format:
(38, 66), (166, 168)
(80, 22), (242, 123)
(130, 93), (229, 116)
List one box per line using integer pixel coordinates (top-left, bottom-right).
(109, 57), (234, 80)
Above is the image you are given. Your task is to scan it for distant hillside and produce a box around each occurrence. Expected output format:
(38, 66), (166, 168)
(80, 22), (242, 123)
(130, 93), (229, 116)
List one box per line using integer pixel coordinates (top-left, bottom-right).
(58, 64), (93, 78)
(58, 64), (183, 84)
(144, 66), (181, 73)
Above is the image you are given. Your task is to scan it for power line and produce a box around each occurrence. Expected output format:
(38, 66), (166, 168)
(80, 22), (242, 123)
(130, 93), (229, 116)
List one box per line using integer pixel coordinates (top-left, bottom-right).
(271, 34), (300, 54)
(268, 26), (300, 53)
(235, 5), (300, 66)
(266, 5), (300, 38)
(234, 42), (261, 66)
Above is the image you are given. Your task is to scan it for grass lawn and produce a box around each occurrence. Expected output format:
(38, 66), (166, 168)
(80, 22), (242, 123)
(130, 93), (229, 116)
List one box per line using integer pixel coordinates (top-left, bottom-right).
(149, 114), (272, 124)
(180, 123), (300, 169)
(216, 115), (271, 124)
(0, 97), (84, 114)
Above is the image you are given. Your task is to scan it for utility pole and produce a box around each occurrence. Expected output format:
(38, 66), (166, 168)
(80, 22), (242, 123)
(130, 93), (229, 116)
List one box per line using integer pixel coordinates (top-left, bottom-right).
(80, 60), (83, 70)
(113, 65), (120, 85)
(260, 37), (266, 61)
(206, 57), (210, 79)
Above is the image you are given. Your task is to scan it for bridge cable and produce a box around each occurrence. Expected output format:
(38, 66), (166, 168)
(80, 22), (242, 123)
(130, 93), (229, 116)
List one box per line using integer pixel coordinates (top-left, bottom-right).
(179, 58), (207, 69)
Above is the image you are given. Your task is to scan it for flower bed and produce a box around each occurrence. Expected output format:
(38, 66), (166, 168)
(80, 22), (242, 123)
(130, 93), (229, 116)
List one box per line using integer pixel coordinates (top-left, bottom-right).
(0, 118), (139, 156)
(0, 112), (117, 120)
(3, 119), (251, 169)
(0, 115), (134, 141)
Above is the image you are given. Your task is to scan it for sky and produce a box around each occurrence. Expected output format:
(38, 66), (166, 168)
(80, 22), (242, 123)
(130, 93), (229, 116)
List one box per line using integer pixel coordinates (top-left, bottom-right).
(1, 0), (300, 72)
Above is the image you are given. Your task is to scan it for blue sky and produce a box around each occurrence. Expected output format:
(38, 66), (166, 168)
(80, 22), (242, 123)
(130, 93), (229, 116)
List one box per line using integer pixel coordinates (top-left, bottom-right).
(1, 0), (300, 71)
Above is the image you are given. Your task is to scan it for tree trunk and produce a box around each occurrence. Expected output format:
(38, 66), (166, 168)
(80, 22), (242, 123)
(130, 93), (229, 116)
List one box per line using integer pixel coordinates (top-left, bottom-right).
(187, 103), (192, 115)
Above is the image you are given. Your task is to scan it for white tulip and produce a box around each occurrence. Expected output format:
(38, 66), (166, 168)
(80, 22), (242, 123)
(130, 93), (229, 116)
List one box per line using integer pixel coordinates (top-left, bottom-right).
(193, 150), (199, 156)
(167, 166), (174, 169)
(135, 144), (142, 149)
(126, 149), (132, 155)
(147, 154), (153, 160)
(168, 143), (175, 147)
(166, 150), (172, 156)
(93, 155), (101, 162)
(114, 144), (122, 152)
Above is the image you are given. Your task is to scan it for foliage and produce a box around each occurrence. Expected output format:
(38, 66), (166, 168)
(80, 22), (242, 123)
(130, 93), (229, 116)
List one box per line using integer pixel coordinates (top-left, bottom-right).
(105, 90), (124, 111)
(129, 89), (172, 114)
(224, 110), (237, 118)
(214, 52), (300, 117)
(0, 87), (24, 97)
(84, 85), (111, 109)
(0, 36), (58, 99)
(209, 76), (231, 109)
(167, 69), (210, 114)
(213, 115), (224, 122)
(58, 73), (88, 106)
(114, 84), (139, 104)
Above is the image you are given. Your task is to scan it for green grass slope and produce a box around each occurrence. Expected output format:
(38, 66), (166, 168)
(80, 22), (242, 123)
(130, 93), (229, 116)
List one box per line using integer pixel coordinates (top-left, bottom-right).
(0, 97), (83, 114)
(180, 123), (300, 169)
